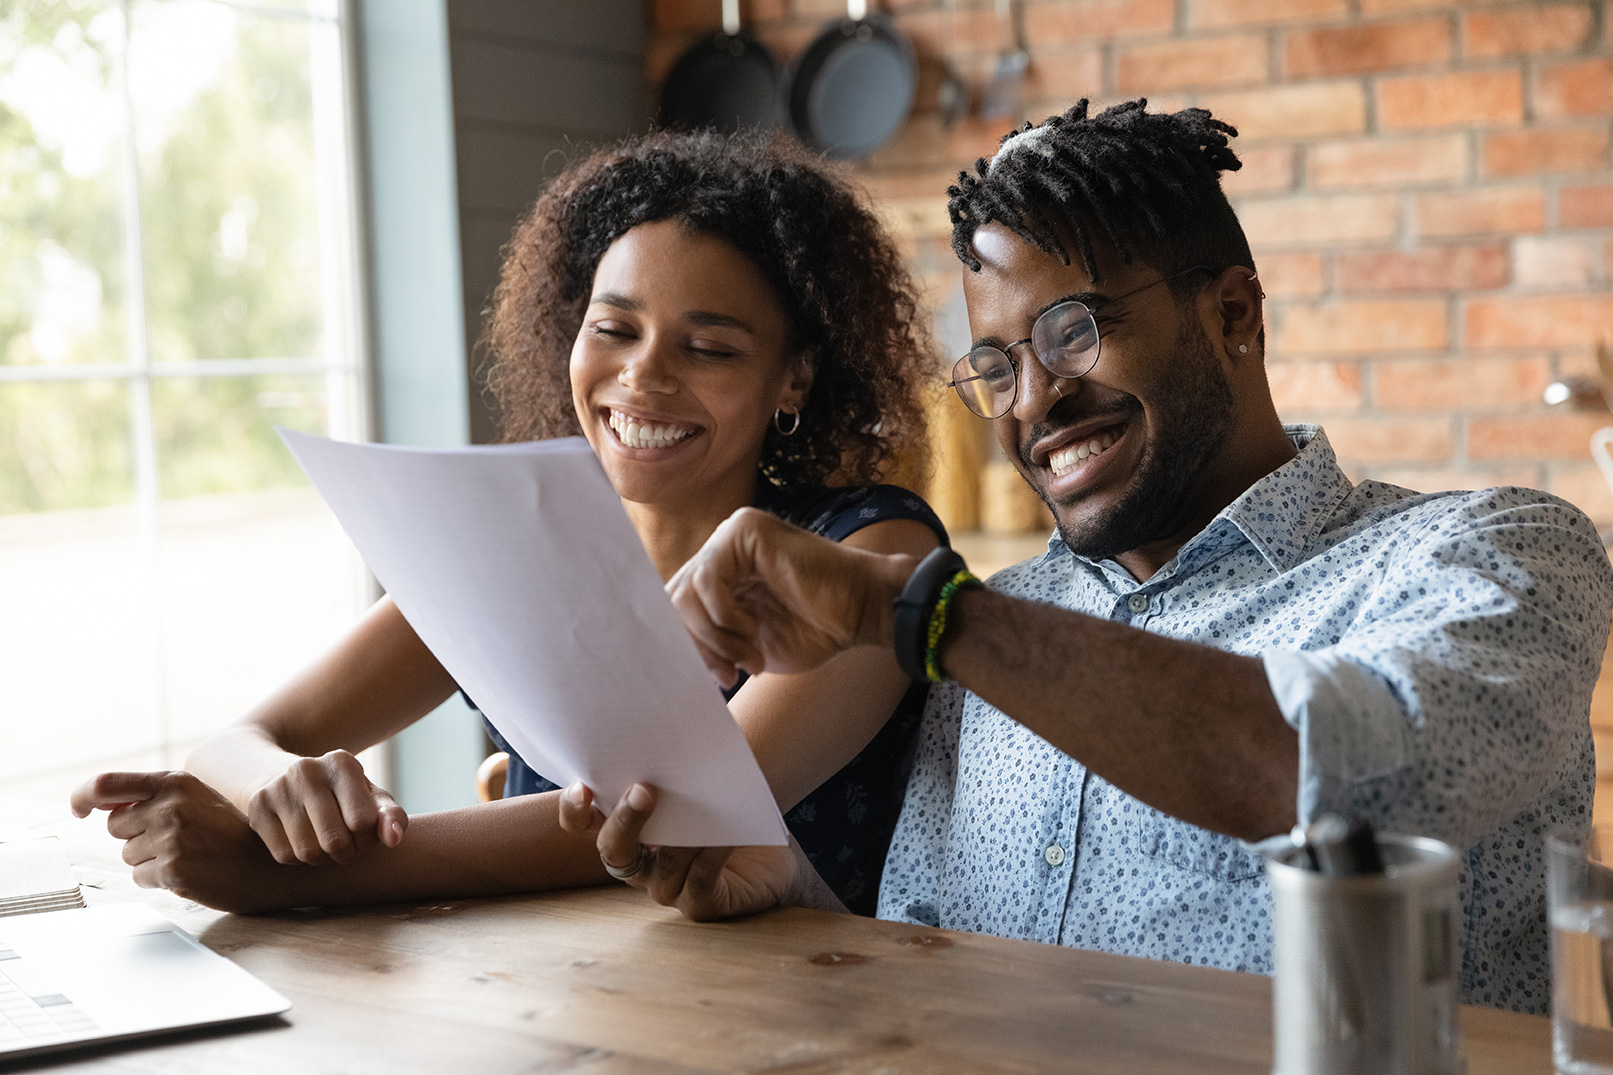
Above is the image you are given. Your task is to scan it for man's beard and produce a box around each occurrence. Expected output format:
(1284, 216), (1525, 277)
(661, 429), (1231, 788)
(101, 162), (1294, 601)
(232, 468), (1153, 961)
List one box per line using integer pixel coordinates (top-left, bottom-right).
(1023, 316), (1237, 564)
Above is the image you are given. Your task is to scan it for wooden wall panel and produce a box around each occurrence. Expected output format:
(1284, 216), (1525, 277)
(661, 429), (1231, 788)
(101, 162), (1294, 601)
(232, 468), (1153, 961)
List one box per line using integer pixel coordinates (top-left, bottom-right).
(447, 0), (650, 444)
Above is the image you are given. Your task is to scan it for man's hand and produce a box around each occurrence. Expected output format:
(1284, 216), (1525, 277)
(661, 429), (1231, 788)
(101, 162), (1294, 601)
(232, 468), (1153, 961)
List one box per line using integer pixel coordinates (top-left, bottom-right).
(667, 507), (918, 688)
(244, 750), (407, 866)
(69, 771), (294, 913)
(556, 781), (840, 920)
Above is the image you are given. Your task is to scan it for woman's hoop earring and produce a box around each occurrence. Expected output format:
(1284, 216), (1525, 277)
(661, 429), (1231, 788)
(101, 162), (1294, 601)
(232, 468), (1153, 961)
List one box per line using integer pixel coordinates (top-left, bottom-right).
(774, 408), (801, 436)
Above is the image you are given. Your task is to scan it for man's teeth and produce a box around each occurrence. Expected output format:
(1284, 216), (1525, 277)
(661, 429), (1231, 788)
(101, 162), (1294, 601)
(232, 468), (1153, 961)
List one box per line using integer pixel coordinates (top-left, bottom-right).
(1049, 431), (1119, 477)
(609, 410), (695, 450)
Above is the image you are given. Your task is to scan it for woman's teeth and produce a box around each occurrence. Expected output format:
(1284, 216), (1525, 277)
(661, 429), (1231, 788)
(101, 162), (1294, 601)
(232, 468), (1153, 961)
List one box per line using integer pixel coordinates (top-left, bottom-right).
(1049, 431), (1119, 478)
(609, 410), (695, 450)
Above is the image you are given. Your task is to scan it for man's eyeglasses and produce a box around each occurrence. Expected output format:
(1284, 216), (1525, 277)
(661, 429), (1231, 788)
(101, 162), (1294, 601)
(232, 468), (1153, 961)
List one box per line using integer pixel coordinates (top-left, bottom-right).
(948, 265), (1214, 419)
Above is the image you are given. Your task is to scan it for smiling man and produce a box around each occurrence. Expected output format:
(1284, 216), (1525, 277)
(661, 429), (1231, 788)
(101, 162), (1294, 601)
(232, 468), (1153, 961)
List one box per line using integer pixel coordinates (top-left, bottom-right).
(572, 100), (1613, 1015)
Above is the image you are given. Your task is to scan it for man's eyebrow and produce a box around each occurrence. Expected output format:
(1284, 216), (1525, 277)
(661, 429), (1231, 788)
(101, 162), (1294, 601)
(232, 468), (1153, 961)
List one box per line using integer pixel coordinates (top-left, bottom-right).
(970, 291), (1107, 350)
(1040, 290), (1106, 317)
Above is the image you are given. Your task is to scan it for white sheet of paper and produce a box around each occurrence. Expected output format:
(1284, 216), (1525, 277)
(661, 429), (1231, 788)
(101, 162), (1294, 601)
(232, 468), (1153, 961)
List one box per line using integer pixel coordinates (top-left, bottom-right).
(278, 430), (787, 847)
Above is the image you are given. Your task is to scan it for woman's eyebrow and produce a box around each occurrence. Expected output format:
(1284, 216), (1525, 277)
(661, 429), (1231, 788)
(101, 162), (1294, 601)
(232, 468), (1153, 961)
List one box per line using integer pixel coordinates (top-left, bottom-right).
(587, 294), (755, 335)
(686, 311), (756, 334)
(589, 291), (641, 311)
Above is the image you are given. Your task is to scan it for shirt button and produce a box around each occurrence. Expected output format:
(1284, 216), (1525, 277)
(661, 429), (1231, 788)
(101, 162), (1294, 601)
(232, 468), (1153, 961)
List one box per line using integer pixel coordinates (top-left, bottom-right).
(1127, 593), (1149, 613)
(1044, 844), (1066, 866)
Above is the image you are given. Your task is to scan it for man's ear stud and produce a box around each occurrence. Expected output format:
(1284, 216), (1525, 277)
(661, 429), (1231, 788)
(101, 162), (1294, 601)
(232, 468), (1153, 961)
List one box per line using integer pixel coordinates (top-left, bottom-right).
(1238, 344), (1249, 354)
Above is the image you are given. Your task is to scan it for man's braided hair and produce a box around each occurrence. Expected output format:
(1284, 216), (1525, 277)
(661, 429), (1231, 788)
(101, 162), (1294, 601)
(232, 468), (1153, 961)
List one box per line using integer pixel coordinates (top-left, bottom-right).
(948, 99), (1255, 292)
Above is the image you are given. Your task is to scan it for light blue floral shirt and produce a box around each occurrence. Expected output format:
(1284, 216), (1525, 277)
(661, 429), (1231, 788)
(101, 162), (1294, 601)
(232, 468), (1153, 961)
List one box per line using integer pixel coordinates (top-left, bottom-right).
(877, 426), (1612, 1014)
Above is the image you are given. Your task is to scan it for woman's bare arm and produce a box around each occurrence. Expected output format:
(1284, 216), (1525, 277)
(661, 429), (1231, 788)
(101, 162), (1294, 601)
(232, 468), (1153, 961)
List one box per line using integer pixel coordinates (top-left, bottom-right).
(726, 517), (939, 812)
(190, 596), (456, 794)
(72, 773), (608, 912)
(184, 596), (457, 864)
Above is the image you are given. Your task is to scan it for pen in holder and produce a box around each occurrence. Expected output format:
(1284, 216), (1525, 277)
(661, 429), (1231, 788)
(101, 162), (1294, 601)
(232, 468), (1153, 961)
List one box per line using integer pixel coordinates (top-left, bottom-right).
(1266, 821), (1464, 1075)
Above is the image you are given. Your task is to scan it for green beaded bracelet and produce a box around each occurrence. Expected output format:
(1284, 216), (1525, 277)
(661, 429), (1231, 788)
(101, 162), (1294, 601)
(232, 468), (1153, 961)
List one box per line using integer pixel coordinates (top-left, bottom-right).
(923, 569), (981, 682)
(892, 547), (967, 682)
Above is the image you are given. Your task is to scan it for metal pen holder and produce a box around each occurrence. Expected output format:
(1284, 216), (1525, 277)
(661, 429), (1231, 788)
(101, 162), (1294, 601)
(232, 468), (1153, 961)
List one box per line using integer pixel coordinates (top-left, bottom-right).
(1268, 834), (1465, 1075)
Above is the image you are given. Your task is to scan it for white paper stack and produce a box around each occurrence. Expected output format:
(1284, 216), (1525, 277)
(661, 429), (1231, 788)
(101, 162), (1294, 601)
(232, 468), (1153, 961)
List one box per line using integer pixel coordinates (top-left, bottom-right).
(0, 839), (85, 918)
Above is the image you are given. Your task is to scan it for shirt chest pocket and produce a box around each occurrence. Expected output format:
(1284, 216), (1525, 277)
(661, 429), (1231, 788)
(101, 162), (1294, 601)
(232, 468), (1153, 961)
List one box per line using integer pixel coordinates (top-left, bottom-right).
(1133, 806), (1266, 882)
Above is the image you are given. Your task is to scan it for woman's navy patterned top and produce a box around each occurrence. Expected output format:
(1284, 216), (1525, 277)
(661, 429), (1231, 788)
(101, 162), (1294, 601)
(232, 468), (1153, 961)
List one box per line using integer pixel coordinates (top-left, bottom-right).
(479, 482), (947, 916)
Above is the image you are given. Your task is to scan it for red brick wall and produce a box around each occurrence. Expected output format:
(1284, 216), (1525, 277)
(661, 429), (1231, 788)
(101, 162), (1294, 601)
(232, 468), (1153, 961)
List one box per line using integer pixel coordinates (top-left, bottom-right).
(647, 0), (1613, 526)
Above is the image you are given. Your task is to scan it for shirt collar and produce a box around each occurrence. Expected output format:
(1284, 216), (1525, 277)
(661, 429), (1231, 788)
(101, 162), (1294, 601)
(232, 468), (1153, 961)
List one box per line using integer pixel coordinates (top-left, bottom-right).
(1047, 424), (1353, 579)
(1215, 424), (1353, 573)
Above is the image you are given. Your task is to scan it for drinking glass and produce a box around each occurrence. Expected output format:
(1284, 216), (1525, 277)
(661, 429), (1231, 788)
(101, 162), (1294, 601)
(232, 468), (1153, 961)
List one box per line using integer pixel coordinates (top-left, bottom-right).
(1549, 828), (1613, 1073)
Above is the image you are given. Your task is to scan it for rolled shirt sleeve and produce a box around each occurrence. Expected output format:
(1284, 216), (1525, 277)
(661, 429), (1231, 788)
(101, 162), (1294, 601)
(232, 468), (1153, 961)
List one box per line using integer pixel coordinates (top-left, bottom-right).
(1264, 493), (1613, 852)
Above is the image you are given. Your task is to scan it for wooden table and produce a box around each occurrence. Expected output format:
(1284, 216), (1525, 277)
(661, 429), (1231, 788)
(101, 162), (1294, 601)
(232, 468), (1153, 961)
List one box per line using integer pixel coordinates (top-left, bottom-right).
(1, 797), (1552, 1074)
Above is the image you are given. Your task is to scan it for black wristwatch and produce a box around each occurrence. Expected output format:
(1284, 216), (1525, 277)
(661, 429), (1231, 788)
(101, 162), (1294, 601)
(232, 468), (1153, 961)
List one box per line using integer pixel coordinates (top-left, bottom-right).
(891, 546), (976, 682)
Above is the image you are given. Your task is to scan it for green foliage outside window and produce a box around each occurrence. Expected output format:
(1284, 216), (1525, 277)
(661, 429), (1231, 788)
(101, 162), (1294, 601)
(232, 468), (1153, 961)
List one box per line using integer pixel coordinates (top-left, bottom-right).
(1, 0), (334, 515)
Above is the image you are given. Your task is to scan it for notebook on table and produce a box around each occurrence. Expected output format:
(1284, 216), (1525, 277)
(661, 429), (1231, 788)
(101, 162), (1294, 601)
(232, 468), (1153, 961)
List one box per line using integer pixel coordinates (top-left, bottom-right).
(0, 837), (291, 1062)
(0, 839), (83, 918)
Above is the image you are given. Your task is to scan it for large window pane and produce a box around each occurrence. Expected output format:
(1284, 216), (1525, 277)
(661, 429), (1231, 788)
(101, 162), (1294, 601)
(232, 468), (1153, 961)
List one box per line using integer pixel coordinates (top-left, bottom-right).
(0, 380), (158, 779)
(152, 372), (326, 496)
(130, 1), (327, 363)
(0, 1), (130, 368)
(0, 1), (366, 802)
(0, 377), (134, 512)
(152, 374), (357, 742)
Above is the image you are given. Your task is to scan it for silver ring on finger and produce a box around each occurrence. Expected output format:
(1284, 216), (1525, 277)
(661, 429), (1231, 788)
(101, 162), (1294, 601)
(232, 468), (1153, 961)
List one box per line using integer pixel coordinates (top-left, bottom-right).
(602, 845), (652, 882)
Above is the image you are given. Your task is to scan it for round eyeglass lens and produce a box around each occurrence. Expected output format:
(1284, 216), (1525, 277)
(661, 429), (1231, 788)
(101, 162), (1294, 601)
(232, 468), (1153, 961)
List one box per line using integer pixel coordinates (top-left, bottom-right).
(1030, 301), (1101, 378)
(952, 347), (1016, 418)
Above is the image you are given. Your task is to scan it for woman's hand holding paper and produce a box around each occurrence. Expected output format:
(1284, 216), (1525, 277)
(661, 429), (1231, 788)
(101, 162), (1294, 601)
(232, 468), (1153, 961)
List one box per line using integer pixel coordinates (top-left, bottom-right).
(558, 780), (842, 921)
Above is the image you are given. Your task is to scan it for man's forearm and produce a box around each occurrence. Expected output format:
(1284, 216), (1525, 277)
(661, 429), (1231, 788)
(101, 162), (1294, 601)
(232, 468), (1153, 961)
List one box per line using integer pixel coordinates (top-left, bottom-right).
(941, 586), (1298, 842)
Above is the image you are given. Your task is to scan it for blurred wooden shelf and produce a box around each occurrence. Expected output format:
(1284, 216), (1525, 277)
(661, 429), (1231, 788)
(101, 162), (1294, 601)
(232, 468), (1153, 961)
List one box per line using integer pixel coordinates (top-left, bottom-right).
(952, 529), (1053, 579)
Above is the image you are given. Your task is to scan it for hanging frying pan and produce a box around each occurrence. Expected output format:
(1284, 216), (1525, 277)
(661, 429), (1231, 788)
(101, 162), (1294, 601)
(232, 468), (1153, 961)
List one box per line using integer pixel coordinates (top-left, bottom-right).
(979, 0), (1029, 122)
(659, 0), (785, 134)
(789, 0), (916, 158)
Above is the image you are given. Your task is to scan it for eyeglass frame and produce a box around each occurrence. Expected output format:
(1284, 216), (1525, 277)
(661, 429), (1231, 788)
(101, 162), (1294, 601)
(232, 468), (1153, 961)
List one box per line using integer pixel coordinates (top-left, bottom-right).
(947, 264), (1218, 419)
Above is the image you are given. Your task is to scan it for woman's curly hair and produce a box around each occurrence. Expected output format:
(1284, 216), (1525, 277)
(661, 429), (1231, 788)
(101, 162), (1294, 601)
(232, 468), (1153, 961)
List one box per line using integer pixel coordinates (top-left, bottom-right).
(485, 129), (933, 489)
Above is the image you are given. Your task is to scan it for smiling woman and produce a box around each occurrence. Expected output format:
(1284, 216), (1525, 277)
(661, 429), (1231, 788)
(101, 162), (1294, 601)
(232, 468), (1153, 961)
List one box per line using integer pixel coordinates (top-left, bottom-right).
(73, 129), (945, 919)
(488, 130), (930, 493)
(568, 222), (812, 565)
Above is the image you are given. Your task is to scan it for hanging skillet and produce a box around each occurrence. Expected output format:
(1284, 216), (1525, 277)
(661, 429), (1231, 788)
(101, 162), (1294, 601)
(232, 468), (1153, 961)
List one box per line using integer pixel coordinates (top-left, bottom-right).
(789, 0), (916, 158)
(659, 0), (785, 134)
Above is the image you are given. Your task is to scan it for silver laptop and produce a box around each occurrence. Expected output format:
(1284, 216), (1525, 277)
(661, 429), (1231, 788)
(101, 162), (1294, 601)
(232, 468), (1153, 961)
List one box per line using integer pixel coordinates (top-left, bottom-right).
(0, 903), (291, 1061)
